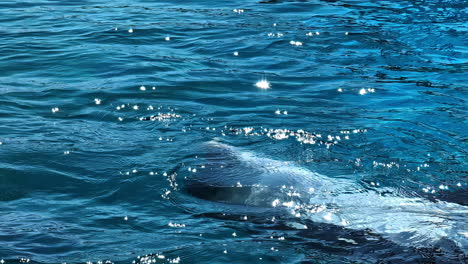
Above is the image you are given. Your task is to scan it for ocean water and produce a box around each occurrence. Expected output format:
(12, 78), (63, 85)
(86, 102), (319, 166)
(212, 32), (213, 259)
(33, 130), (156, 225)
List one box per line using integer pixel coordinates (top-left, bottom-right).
(0, 0), (467, 263)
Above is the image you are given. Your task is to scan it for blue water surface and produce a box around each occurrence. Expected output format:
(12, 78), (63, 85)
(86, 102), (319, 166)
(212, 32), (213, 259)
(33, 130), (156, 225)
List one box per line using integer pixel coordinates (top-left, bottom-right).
(0, 0), (467, 263)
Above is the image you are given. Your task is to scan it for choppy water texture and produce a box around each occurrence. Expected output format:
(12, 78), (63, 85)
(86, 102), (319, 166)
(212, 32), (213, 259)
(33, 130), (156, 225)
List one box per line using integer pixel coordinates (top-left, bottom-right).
(0, 0), (467, 263)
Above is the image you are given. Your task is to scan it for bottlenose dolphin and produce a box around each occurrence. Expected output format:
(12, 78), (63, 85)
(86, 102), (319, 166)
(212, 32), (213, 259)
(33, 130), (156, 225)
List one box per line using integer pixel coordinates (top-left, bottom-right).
(184, 141), (467, 254)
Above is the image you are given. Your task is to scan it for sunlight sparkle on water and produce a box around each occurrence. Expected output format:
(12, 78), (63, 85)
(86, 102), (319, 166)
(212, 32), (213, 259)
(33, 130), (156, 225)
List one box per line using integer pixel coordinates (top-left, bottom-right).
(256, 79), (270, 89)
(168, 222), (186, 228)
(359, 88), (375, 95)
(272, 199), (280, 207)
(290, 41), (302, 46)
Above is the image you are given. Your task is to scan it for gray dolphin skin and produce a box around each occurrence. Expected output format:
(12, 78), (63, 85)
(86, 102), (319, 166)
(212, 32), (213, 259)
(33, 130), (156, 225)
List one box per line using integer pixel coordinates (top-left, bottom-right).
(186, 140), (467, 253)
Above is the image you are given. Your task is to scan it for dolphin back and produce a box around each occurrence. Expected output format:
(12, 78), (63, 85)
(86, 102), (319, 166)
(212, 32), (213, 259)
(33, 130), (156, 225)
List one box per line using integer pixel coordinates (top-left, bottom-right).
(187, 141), (467, 253)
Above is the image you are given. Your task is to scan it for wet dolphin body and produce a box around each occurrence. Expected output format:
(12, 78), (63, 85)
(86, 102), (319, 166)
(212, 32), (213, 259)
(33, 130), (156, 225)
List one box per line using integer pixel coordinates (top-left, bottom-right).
(185, 141), (467, 253)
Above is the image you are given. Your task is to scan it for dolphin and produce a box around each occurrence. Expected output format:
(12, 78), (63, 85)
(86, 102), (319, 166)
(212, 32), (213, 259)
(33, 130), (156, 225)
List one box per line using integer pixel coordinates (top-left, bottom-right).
(183, 140), (467, 255)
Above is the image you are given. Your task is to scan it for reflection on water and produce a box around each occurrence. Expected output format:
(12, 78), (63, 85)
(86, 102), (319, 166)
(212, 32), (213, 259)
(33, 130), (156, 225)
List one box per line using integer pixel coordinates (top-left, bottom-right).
(0, 0), (466, 263)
